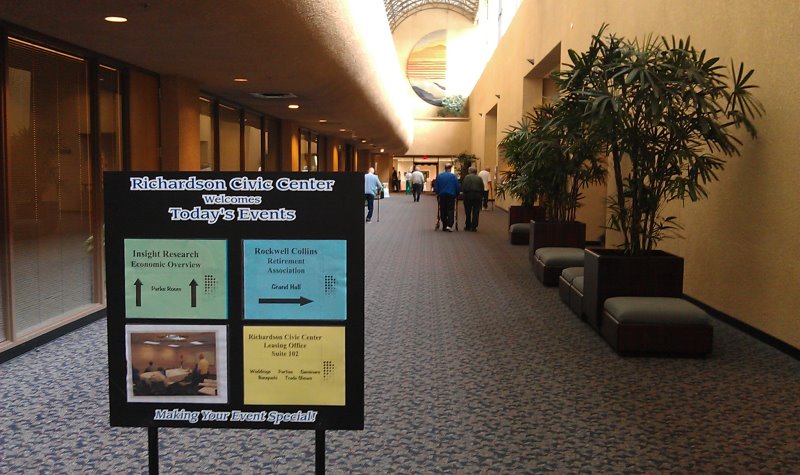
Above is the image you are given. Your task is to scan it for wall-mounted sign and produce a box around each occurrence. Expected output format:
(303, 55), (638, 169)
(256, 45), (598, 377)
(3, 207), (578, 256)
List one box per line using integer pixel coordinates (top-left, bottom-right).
(105, 172), (364, 430)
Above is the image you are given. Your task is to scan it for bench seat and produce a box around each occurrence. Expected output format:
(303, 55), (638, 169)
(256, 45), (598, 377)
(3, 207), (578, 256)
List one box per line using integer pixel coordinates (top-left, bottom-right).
(509, 222), (529, 245)
(558, 267), (583, 304)
(533, 247), (585, 286)
(601, 297), (713, 356)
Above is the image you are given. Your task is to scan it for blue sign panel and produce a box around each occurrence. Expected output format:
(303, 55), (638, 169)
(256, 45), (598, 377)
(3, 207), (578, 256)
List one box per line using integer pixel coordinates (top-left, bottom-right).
(243, 239), (347, 320)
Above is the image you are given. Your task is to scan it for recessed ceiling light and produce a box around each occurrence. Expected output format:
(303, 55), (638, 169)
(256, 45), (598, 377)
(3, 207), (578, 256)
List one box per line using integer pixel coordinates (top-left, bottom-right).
(190, 341), (204, 345)
(105, 16), (128, 23)
(167, 344), (180, 348)
(361, 139), (367, 143)
(380, 148), (385, 153)
(288, 104), (300, 109)
(319, 119), (327, 123)
(143, 340), (160, 345)
(339, 128), (347, 132)
(233, 78), (248, 82)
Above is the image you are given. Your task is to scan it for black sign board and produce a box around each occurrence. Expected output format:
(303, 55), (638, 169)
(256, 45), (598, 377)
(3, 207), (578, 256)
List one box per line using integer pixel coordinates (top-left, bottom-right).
(105, 172), (364, 430)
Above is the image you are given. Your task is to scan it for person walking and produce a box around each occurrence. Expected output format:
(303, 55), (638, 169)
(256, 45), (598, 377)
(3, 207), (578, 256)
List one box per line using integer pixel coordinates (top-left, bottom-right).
(462, 166), (484, 231)
(433, 163), (460, 232)
(410, 166), (425, 202)
(364, 167), (383, 223)
(478, 167), (492, 210)
(392, 168), (401, 192)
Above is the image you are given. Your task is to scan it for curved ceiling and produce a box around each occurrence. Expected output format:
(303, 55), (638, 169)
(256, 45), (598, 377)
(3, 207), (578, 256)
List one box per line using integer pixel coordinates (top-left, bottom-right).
(0, 0), (414, 154)
(384, 0), (479, 31)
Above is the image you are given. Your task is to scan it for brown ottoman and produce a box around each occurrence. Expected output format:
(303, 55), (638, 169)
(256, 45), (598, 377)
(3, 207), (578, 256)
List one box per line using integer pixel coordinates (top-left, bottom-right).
(601, 297), (713, 356)
(509, 223), (529, 245)
(558, 267), (583, 305)
(533, 247), (585, 286)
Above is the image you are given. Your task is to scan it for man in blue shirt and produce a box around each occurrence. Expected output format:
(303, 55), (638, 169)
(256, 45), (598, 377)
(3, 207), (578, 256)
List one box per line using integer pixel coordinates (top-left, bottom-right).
(364, 167), (383, 223)
(433, 163), (461, 231)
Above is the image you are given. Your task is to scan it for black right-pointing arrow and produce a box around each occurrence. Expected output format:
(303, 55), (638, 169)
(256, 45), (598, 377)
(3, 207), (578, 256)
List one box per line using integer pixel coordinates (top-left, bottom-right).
(258, 297), (313, 306)
(134, 279), (143, 306)
(189, 279), (198, 307)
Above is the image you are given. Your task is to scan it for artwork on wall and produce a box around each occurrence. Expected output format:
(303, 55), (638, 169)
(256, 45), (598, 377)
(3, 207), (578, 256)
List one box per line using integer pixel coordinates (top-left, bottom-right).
(407, 29), (447, 106)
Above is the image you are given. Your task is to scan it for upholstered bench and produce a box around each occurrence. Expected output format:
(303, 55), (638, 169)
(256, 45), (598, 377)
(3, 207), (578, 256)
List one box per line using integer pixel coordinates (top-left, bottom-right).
(558, 267), (583, 305)
(569, 276), (584, 317)
(509, 222), (529, 245)
(533, 247), (585, 286)
(601, 297), (713, 356)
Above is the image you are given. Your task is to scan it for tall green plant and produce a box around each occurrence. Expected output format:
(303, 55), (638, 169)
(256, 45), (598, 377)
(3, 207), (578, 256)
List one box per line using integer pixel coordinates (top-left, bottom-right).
(453, 152), (477, 182)
(559, 25), (764, 254)
(497, 102), (605, 219)
(496, 114), (541, 207)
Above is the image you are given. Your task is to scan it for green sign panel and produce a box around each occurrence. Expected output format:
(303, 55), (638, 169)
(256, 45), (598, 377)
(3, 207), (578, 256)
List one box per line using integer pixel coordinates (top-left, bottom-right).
(124, 239), (228, 319)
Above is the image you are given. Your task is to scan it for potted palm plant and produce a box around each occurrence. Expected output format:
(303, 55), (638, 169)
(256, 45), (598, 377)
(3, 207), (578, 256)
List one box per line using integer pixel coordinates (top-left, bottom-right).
(559, 25), (764, 328)
(518, 100), (605, 261)
(496, 114), (546, 233)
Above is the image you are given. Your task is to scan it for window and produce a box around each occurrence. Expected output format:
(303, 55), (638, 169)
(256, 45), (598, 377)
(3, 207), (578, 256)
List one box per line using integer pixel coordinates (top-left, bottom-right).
(6, 38), (96, 335)
(218, 104), (241, 171)
(244, 112), (262, 171)
(199, 97), (214, 170)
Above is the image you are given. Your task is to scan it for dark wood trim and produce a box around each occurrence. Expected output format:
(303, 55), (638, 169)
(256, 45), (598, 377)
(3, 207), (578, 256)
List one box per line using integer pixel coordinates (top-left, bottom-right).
(260, 115), (267, 171)
(212, 99), (220, 171)
(88, 59), (105, 304)
(0, 27), (12, 342)
(239, 108), (245, 171)
(683, 294), (800, 361)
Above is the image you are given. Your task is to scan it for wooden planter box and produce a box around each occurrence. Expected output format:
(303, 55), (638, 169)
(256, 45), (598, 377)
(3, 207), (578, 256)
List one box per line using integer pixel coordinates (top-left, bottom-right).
(582, 249), (684, 331)
(528, 220), (586, 263)
(508, 205), (544, 227)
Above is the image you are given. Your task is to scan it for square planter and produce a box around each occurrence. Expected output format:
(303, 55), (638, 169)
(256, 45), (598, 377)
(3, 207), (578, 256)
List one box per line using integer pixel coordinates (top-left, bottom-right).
(582, 248), (684, 331)
(508, 205), (544, 228)
(528, 220), (586, 263)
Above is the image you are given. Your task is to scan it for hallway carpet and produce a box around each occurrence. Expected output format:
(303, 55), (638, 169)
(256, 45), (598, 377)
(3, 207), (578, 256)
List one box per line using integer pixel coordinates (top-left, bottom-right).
(1, 193), (799, 474)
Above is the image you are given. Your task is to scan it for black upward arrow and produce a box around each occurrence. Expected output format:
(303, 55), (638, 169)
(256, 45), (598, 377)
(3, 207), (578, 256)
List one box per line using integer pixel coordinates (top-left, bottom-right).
(258, 297), (313, 306)
(190, 279), (198, 307)
(134, 279), (143, 306)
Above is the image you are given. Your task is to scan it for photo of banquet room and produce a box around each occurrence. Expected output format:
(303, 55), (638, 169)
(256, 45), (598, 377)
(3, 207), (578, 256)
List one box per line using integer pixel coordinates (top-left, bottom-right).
(127, 330), (219, 398)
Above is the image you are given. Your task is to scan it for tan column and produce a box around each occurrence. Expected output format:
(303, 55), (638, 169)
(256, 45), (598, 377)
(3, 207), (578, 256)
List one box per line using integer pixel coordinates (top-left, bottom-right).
(159, 76), (201, 171)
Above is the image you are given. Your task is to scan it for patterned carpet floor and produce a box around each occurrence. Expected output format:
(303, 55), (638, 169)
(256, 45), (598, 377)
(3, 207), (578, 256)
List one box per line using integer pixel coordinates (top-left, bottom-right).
(1, 192), (799, 474)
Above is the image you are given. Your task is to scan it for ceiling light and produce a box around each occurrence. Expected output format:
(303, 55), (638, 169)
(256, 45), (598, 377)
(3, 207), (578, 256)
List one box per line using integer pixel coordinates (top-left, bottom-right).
(361, 139), (367, 143)
(339, 128), (347, 132)
(380, 148), (385, 153)
(319, 119), (327, 123)
(164, 334), (186, 341)
(233, 78), (248, 82)
(104, 16), (128, 23)
(288, 104), (300, 109)
(143, 340), (160, 345)
(167, 344), (180, 348)
(190, 341), (204, 345)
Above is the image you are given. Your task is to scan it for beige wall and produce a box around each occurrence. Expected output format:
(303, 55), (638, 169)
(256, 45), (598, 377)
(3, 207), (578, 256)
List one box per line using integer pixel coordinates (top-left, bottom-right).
(468, 0), (800, 349)
(405, 118), (471, 156)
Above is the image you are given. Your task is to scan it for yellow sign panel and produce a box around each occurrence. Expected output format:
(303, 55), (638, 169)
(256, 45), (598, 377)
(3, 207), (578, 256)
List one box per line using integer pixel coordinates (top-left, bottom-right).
(243, 326), (345, 406)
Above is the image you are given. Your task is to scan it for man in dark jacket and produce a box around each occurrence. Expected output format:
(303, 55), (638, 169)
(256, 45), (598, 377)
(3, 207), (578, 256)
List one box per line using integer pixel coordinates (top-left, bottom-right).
(461, 166), (484, 231)
(433, 163), (461, 231)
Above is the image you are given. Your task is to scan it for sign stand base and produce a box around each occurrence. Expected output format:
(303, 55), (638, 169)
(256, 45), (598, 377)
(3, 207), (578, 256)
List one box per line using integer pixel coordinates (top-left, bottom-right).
(316, 429), (326, 474)
(148, 427), (159, 475)
(146, 426), (327, 474)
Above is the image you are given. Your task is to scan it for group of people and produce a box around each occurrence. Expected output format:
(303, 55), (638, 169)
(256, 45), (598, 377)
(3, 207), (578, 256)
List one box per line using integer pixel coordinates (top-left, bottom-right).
(432, 164), (491, 232)
(366, 164), (493, 230)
